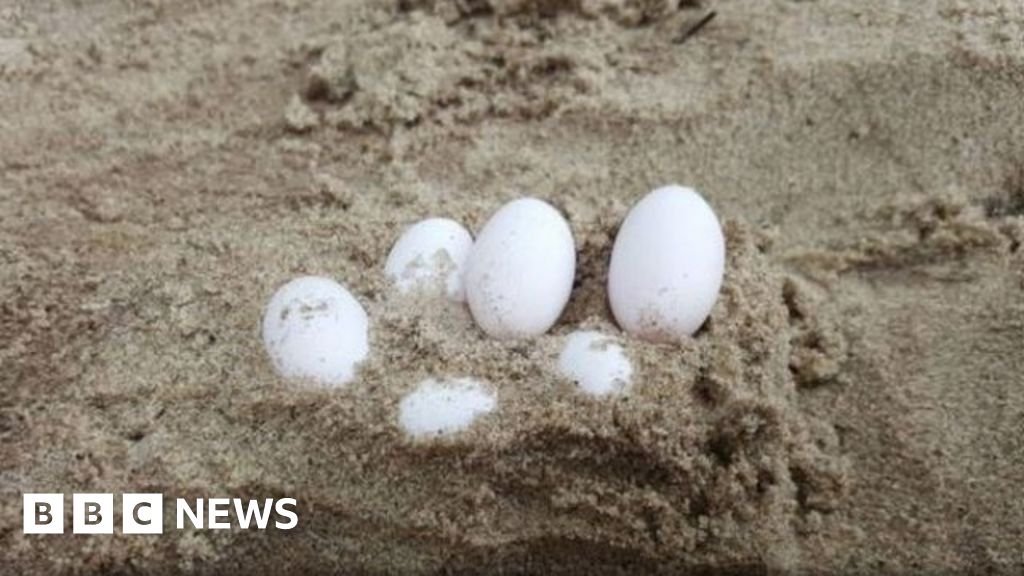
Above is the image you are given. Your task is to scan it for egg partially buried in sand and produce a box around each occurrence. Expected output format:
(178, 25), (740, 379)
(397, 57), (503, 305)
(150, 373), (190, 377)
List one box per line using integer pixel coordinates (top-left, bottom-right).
(465, 198), (576, 339)
(385, 218), (473, 301)
(608, 185), (725, 342)
(399, 378), (497, 439)
(262, 276), (369, 387)
(558, 330), (633, 397)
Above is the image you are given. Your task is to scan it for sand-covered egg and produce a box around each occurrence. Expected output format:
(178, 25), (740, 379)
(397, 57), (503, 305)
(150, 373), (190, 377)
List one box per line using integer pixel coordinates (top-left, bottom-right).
(384, 217), (473, 301)
(608, 185), (725, 342)
(465, 198), (576, 339)
(399, 378), (496, 438)
(558, 330), (632, 397)
(261, 276), (369, 387)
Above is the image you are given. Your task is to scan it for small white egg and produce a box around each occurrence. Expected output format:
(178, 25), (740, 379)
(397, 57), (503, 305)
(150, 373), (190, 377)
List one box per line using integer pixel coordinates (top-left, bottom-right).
(261, 276), (369, 387)
(558, 330), (633, 397)
(384, 217), (473, 301)
(465, 198), (576, 339)
(608, 185), (725, 342)
(399, 378), (496, 438)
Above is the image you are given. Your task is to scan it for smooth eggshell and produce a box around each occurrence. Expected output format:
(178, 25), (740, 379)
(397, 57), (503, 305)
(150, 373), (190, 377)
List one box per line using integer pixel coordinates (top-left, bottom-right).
(557, 330), (633, 397)
(261, 276), (369, 387)
(399, 378), (496, 438)
(384, 217), (473, 301)
(608, 185), (725, 342)
(465, 198), (576, 339)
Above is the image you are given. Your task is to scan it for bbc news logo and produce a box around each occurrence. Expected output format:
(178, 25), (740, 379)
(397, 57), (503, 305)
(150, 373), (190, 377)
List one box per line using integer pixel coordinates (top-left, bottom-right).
(23, 494), (298, 534)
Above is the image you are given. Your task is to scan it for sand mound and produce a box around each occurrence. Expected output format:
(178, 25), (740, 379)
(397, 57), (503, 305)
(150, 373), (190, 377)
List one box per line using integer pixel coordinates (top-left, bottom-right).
(303, 220), (850, 572)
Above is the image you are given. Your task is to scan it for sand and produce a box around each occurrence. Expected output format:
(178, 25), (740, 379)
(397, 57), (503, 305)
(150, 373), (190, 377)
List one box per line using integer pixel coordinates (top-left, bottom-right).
(1, 0), (1023, 573)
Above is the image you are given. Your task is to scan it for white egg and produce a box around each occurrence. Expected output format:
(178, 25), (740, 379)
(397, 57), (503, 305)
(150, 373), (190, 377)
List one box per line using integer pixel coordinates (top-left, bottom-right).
(261, 276), (369, 387)
(465, 198), (576, 339)
(399, 378), (496, 438)
(384, 217), (473, 301)
(608, 185), (725, 342)
(558, 330), (633, 397)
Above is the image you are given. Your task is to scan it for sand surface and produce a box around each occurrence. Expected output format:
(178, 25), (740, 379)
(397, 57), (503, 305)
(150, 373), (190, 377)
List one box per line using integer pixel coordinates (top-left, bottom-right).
(2, 0), (1024, 573)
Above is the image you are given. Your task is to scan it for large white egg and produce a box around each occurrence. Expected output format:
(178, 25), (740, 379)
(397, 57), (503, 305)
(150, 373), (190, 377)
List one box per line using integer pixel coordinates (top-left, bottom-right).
(558, 330), (633, 397)
(261, 276), (369, 387)
(399, 378), (496, 438)
(608, 185), (725, 342)
(465, 198), (576, 339)
(384, 217), (473, 301)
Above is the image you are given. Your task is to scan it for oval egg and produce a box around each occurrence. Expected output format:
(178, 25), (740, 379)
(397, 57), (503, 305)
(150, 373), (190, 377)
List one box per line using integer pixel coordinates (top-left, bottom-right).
(465, 198), (576, 339)
(608, 185), (725, 342)
(384, 217), (473, 301)
(261, 276), (369, 387)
